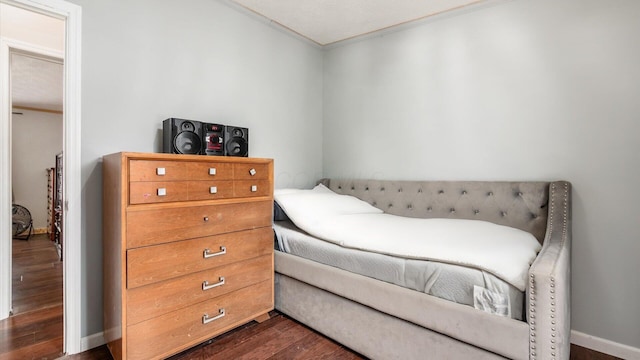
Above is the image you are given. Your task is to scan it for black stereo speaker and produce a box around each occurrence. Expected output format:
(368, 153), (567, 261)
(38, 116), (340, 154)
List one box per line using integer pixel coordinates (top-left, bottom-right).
(224, 126), (249, 157)
(202, 123), (225, 156)
(163, 118), (203, 154)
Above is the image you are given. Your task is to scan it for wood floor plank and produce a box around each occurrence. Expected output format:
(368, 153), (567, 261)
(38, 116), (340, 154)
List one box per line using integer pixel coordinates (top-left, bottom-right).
(0, 235), (64, 358)
(200, 314), (302, 359)
(0, 336), (63, 360)
(59, 345), (113, 360)
(11, 235), (63, 315)
(570, 344), (623, 360)
(272, 332), (341, 359)
(0, 305), (62, 331)
(0, 312), (62, 348)
(232, 319), (311, 359)
(182, 313), (286, 356)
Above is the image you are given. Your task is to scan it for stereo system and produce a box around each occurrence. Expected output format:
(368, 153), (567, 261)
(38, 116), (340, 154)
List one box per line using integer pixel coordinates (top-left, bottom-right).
(202, 122), (225, 156)
(163, 118), (248, 157)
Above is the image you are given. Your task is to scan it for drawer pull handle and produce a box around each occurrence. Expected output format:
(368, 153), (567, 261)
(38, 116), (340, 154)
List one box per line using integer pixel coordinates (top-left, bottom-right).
(209, 168), (216, 175)
(209, 186), (217, 194)
(249, 168), (257, 176)
(202, 277), (225, 291)
(202, 308), (225, 324)
(203, 246), (226, 258)
(251, 185), (258, 192)
(203, 216), (209, 222)
(156, 167), (166, 176)
(157, 188), (167, 196)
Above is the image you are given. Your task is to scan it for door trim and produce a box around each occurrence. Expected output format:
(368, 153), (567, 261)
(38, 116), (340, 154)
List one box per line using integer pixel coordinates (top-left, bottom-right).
(0, 0), (82, 355)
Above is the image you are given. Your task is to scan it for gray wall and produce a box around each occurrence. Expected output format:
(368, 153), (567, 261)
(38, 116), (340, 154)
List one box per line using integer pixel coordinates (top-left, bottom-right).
(68, 0), (323, 336)
(323, 0), (640, 349)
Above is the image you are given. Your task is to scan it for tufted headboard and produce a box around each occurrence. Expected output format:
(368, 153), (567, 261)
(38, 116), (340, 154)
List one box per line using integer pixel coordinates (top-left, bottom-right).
(318, 179), (561, 244)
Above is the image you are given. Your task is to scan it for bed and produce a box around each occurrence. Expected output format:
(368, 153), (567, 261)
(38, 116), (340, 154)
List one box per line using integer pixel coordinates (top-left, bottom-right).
(272, 179), (571, 360)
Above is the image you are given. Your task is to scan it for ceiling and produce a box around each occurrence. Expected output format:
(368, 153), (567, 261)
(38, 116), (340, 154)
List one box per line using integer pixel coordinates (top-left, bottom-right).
(1, 3), (64, 114)
(11, 53), (63, 113)
(230, 0), (491, 46)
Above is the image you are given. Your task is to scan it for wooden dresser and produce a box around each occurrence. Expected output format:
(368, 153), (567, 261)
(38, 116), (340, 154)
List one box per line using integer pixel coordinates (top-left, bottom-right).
(102, 152), (274, 360)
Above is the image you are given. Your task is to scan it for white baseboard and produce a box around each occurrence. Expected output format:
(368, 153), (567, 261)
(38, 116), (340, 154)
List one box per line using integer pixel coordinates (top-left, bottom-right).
(572, 330), (640, 359)
(81, 331), (105, 353)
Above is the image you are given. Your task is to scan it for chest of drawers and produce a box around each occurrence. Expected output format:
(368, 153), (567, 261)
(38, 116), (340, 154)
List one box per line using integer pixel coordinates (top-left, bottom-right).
(102, 152), (274, 360)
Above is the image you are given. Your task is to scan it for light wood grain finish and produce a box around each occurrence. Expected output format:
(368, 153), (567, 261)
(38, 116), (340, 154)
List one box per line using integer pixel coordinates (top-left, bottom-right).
(102, 153), (126, 355)
(186, 180), (234, 200)
(127, 280), (272, 360)
(234, 163), (270, 180)
(187, 162), (233, 180)
(127, 255), (272, 325)
(126, 227), (272, 288)
(126, 200), (272, 248)
(129, 160), (189, 181)
(129, 180), (244, 204)
(129, 160), (235, 182)
(234, 179), (272, 197)
(129, 181), (189, 204)
(103, 152), (274, 360)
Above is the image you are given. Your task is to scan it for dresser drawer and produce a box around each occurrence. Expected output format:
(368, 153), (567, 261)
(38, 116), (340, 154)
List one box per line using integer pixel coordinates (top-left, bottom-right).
(129, 160), (188, 182)
(129, 160), (234, 182)
(127, 227), (272, 288)
(129, 181), (189, 204)
(234, 163), (270, 180)
(129, 181), (235, 204)
(187, 162), (232, 180)
(126, 200), (272, 248)
(234, 180), (272, 198)
(127, 255), (272, 325)
(126, 280), (272, 360)
(186, 180), (234, 201)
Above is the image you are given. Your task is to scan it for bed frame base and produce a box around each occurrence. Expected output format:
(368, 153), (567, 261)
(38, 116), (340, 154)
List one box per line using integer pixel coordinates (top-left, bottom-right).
(275, 273), (507, 359)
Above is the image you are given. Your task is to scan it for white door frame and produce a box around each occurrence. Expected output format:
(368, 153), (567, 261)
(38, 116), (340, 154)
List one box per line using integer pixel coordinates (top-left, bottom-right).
(1, 38), (64, 313)
(0, 0), (82, 355)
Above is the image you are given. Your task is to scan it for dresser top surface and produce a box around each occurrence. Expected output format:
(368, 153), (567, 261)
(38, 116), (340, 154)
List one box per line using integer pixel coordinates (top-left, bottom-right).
(104, 151), (273, 164)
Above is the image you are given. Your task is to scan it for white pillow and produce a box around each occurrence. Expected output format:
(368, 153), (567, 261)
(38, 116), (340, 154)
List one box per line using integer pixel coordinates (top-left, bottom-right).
(274, 186), (382, 230)
(310, 183), (334, 193)
(274, 183), (334, 196)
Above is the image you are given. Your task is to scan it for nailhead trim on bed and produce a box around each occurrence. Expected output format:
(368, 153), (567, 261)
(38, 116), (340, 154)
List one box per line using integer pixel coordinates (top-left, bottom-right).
(548, 182), (569, 359)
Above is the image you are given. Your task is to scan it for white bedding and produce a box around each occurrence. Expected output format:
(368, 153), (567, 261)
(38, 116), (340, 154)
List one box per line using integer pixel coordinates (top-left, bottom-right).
(275, 185), (542, 291)
(274, 220), (525, 319)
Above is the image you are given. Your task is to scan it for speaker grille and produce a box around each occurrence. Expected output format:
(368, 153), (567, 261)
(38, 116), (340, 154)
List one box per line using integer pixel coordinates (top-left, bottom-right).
(174, 130), (201, 154)
(163, 118), (204, 154)
(225, 126), (248, 157)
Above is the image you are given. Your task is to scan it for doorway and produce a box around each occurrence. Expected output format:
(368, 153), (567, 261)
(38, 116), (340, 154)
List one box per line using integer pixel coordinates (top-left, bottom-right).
(0, 0), (82, 355)
(10, 50), (64, 320)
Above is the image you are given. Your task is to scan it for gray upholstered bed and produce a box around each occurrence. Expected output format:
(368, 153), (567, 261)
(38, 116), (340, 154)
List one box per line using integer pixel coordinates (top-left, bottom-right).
(273, 179), (571, 360)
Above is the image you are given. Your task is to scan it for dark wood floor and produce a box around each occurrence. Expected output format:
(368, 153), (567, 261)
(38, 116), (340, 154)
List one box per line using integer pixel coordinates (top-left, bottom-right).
(0, 234), (624, 360)
(11, 234), (63, 314)
(60, 318), (625, 360)
(63, 311), (365, 360)
(0, 233), (64, 360)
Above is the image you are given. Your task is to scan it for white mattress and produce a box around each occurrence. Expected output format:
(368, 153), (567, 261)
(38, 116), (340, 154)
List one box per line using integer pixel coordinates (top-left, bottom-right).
(274, 220), (525, 320)
(274, 185), (541, 291)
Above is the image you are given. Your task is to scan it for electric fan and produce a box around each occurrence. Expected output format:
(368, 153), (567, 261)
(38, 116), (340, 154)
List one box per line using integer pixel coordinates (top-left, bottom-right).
(12, 204), (33, 240)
